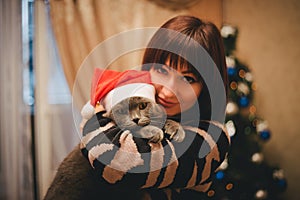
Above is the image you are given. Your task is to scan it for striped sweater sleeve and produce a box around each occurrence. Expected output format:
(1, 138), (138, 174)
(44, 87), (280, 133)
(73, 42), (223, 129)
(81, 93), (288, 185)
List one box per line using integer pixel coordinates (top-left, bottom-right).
(80, 111), (230, 192)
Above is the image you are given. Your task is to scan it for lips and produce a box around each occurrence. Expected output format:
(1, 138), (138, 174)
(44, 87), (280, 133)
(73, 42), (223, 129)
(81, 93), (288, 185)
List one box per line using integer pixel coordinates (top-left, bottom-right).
(157, 97), (177, 108)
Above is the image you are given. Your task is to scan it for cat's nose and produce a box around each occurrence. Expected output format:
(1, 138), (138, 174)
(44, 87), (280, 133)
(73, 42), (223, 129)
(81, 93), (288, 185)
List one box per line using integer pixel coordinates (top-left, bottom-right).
(133, 118), (139, 124)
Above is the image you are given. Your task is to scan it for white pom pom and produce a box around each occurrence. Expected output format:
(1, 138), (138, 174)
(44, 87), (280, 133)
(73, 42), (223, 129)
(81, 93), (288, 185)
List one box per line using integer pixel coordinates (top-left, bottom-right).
(81, 101), (95, 120)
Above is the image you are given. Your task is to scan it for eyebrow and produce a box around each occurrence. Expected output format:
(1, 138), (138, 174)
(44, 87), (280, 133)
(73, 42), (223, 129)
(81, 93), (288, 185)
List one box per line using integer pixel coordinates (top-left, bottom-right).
(180, 69), (195, 74)
(162, 65), (197, 77)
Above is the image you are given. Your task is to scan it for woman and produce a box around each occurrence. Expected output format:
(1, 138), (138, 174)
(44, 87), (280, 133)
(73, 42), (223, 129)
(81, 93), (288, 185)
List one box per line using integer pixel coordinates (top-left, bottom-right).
(142, 15), (228, 123)
(44, 15), (230, 200)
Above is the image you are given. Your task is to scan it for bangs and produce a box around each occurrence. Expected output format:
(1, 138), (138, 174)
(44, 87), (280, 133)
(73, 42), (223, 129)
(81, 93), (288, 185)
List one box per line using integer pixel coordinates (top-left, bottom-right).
(143, 49), (203, 83)
(142, 28), (205, 83)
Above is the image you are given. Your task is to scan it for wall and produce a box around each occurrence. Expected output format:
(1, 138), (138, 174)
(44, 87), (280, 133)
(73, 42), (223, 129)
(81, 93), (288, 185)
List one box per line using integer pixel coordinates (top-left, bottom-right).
(223, 0), (300, 199)
(106, 0), (223, 70)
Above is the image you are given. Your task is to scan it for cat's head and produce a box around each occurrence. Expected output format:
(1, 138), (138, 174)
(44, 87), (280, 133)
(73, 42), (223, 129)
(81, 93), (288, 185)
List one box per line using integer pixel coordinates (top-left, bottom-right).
(108, 97), (166, 130)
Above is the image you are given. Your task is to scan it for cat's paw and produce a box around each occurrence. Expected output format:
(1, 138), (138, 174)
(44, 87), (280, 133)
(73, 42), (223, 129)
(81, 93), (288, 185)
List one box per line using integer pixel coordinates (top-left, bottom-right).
(164, 119), (185, 142)
(138, 126), (164, 143)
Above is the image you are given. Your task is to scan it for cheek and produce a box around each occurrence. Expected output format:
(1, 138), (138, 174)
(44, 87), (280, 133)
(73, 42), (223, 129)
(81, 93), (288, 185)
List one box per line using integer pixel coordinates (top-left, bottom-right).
(193, 85), (202, 99)
(180, 85), (202, 111)
(181, 95), (198, 111)
(152, 83), (161, 94)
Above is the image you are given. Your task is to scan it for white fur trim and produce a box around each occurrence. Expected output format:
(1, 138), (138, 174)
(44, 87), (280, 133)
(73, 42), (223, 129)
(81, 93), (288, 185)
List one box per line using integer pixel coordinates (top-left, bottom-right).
(81, 101), (95, 120)
(102, 83), (155, 112)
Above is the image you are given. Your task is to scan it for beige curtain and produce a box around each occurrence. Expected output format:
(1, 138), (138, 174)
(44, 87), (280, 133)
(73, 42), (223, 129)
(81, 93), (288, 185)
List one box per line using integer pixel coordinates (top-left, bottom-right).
(49, 0), (222, 109)
(0, 0), (34, 199)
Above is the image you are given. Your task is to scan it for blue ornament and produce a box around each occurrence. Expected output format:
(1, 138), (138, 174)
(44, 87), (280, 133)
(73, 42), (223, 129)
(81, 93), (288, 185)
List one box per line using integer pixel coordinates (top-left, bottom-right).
(276, 179), (287, 188)
(259, 129), (271, 141)
(227, 67), (236, 76)
(215, 171), (225, 180)
(239, 96), (249, 107)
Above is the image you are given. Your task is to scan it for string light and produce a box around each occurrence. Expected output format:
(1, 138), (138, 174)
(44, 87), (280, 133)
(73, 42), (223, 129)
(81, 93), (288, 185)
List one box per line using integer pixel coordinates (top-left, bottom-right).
(230, 81), (238, 90)
(249, 105), (257, 114)
(226, 102), (239, 115)
(251, 152), (264, 164)
(251, 82), (258, 91)
(252, 118), (258, 128)
(237, 82), (250, 95)
(255, 189), (268, 199)
(207, 190), (215, 197)
(225, 120), (236, 137)
(226, 183), (234, 190)
(239, 69), (246, 78)
(245, 72), (253, 82)
(273, 169), (285, 179)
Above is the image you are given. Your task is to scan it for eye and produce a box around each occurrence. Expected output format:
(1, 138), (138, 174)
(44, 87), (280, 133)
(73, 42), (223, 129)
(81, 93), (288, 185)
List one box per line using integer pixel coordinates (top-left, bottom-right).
(182, 76), (197, 84)
(154, 65), (168, 75)
(139, 102), (148, 110)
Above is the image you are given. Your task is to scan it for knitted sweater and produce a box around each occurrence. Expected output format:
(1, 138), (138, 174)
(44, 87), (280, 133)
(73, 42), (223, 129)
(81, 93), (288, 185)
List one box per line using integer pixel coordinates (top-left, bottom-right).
(79, 110), (230, 199)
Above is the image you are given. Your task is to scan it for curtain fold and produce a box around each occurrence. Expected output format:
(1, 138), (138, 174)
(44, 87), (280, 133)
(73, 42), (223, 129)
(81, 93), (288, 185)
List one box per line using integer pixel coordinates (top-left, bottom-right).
(49, 0), (222, 109)
(0, 0), (34, 199)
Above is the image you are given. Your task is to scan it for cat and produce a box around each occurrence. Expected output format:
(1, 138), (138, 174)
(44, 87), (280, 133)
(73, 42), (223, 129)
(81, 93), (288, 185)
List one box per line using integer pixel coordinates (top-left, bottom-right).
(104, 96), (185, 143)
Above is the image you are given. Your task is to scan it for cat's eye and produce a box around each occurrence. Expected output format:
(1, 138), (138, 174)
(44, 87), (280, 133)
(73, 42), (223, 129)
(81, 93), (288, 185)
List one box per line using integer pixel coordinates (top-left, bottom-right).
(139, 102), (148, 110)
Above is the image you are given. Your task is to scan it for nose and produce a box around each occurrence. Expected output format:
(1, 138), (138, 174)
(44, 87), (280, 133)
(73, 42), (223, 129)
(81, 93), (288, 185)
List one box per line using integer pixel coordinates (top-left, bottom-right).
(133, 118), (139, 124)
(160, 78), (177, 98)
(160, 86), (175, 98)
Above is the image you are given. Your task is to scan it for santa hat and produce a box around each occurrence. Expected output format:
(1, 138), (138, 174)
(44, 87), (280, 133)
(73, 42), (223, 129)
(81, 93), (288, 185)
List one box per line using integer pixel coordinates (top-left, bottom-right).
(90, 68), (155, 112)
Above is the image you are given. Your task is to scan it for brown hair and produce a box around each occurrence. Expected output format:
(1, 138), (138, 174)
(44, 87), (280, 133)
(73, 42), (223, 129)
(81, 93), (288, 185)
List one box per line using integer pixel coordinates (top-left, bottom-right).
(141, 15), (228, 122)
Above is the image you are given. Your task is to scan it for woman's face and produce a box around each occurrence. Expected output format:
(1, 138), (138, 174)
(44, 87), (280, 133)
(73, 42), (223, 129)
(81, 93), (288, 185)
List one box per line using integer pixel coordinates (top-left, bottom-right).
(149, 60), (203, 116)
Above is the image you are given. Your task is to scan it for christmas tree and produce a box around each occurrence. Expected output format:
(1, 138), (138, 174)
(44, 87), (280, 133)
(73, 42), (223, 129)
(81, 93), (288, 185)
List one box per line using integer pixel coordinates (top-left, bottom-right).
(201, 25), (287, 200)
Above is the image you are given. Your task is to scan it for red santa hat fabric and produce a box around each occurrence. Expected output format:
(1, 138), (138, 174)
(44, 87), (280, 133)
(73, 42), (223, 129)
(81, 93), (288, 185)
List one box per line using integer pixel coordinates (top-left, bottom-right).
(90, 68), (155, 112)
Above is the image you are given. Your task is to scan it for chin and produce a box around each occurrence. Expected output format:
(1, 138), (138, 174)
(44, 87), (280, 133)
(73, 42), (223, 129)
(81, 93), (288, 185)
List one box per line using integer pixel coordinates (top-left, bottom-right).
(166, 110), (180, 117)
